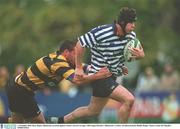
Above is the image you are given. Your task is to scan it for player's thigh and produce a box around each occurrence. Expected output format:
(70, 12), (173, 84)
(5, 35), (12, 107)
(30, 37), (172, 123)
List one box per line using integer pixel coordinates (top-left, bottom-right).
(109, 85), (134, 103)
(88, 96), (109, 112)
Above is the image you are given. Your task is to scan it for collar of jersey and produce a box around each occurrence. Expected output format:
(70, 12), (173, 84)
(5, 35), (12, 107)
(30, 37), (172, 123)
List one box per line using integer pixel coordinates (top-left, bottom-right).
(112, 22), (117, 35)
(57, 55), (67, 61)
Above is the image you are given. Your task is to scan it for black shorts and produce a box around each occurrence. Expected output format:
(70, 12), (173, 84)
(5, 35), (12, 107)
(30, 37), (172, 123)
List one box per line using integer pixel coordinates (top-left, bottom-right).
(5, 82), (41, 118)
(91, 76), (119, 97)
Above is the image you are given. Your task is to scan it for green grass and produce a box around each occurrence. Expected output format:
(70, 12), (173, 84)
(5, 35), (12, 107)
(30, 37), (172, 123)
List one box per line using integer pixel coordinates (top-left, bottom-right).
(72, 117), (180, 123)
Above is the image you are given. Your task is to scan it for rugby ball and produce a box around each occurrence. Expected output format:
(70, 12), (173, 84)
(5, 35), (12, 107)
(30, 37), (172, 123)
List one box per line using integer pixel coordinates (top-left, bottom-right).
(124, 38), (141, 62)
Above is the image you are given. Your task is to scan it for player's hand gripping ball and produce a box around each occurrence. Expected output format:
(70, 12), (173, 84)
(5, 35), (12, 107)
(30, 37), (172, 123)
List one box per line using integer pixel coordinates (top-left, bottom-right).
(124, 38), (142, 62)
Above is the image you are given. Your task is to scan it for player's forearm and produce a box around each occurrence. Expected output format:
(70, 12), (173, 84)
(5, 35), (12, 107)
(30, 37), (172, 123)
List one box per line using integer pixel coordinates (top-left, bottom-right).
(80, 71), (110, 84)
(84, 74), (98, 82)
(73, 67), (112, 85)
(75, 74), (99, 85)
(75, 41), (85, 68)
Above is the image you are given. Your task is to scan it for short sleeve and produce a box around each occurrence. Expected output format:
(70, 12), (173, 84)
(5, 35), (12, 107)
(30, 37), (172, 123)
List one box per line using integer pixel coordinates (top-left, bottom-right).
(78, 30), (98, 48)
(51, 62), (75, 79)
(125, 31), (136, 39)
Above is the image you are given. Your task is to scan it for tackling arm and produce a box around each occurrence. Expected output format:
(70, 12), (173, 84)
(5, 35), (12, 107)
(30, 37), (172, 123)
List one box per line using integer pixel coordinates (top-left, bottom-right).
(72, 67), (112, 85)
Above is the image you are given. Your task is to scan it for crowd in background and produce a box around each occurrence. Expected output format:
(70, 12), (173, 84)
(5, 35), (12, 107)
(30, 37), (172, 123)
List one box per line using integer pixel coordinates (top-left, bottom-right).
(0, 63), (179, 94)
(136, 63), (180, 92)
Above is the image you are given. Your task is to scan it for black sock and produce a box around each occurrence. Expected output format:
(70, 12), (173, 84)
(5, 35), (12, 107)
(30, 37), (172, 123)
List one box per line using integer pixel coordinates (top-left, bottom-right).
(58, 117), (64, 123)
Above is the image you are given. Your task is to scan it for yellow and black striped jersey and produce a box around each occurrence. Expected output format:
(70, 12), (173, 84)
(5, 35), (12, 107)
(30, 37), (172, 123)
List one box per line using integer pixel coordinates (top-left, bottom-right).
(15, 52), (75, 92)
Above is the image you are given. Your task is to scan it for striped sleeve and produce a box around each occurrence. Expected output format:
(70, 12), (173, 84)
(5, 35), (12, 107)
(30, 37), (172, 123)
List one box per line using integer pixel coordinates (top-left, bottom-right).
(51, 62), (75, 79)
(78, 31), (97, 48)
(125, 31), (136, 39)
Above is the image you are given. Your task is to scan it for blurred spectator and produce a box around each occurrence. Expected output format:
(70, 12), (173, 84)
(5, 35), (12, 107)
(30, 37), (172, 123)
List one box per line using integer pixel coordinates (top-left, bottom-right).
(13, 64), (25, 77)
(59, 79), (79, 98)
(0, 97), (6, 123)
(0, 97), (5, 117)
(6, 64), (25, 91)
(160, 63), (180, 91)
(0, 66), (10, 90)
(136, 66), (160, 92)
(162, 93), (179, 122)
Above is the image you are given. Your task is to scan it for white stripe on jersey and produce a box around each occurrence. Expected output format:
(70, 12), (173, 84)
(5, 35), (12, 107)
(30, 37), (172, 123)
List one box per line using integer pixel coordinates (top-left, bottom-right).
(79, 36), (86, 47)
(84, 34), (93, 47)
(91, 58), (107, 66)
(96, 31), (114, 41)
(94, 26), (113, 36)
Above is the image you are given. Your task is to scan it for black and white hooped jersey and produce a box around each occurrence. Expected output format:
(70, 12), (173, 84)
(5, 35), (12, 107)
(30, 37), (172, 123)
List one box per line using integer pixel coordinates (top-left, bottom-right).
(78, 23), (136, 76)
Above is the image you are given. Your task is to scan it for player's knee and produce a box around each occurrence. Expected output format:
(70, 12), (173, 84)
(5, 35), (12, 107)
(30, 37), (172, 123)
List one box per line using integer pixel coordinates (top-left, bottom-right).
(125, 95), (135, 108)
